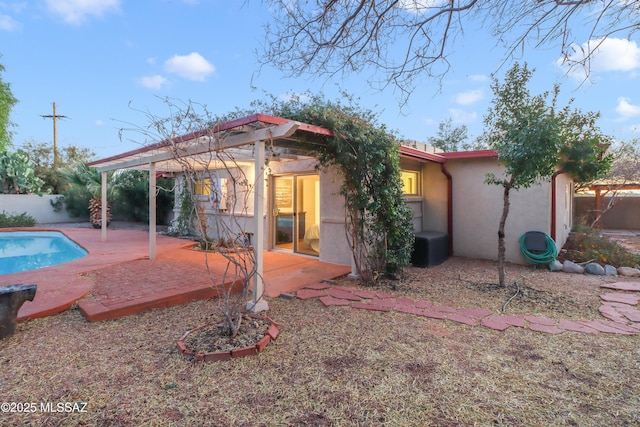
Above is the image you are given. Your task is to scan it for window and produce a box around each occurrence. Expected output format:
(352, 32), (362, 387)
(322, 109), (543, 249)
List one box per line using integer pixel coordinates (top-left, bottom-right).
(193, 177), (228, 210)
(401, 170), (420, 195)
(194, 178), (212, 196)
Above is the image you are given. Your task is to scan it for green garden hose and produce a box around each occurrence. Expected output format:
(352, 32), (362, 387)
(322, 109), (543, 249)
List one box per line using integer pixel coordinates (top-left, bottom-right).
(519, 232), (557, 267)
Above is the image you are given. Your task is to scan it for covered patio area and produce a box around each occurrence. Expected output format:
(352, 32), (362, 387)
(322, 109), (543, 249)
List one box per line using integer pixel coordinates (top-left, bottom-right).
(87, 114), (341, 312)
(2, 227), (350, 322)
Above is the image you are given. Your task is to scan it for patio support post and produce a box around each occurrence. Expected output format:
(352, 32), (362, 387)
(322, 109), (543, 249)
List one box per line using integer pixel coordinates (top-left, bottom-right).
(149, 162), (157, 260)
(248, 139), (269, 313)
(101, 171), (107, 241)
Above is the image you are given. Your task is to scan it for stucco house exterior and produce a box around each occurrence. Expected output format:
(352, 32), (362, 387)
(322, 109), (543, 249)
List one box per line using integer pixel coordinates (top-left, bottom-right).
(89, 114), (573, 270)
(401, 146), (573, 265)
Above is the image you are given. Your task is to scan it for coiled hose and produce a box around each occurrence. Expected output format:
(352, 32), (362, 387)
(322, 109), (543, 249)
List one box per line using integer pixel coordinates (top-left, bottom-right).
(519, 232), (557, 267)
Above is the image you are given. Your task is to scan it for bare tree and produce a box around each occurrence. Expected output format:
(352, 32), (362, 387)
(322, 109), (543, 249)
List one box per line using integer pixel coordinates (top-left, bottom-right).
(261, 0), (639, 104)
(121, 100), (266, 337)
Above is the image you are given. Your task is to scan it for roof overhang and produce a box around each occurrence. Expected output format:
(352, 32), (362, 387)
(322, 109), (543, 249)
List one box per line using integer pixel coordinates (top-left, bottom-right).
(87, 113), (334, 173)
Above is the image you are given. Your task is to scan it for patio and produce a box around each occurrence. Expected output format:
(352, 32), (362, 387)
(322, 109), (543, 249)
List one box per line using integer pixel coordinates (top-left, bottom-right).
(0, 227), (350, 322)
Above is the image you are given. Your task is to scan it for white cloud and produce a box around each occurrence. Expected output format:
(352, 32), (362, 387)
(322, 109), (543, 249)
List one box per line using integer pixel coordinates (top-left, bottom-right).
(95, 119), (105, 127)
(140, 74), (169, 90)
(559, 37), (640, 80)
(455, 89), (483, 106)
(616, 97), (640, 121)
(0, 14), (21, 31)
(467, 74), (488, 82)
(164, 52), (215, 81)
(448, 108), (477, 124)
(45, 0), (121, 25)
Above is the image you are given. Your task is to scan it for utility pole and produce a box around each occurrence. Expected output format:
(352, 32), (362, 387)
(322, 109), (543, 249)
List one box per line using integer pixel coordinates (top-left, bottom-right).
(41, 102), (68, 167)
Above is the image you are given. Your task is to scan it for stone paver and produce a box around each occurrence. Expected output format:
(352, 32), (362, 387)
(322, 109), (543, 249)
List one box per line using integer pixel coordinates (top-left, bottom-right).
(528, 323), (565, 335)
(296, 278), (640, 337)
(319, 296), (353, 307)
(481, 317), (512, 331)
(600, 293), (640, 305)
(601, 282), (640, 291)
(296, 289), (328, 300)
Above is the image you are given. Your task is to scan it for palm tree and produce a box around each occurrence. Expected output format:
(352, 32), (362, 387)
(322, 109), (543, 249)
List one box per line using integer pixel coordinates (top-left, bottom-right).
(60, 164), (117, 228)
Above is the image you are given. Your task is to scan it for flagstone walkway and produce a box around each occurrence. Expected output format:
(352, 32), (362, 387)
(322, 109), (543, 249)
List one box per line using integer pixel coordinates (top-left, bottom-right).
(297, 281), (640, 336)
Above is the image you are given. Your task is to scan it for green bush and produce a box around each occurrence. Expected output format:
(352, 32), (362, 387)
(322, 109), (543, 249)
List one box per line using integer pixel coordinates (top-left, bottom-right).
(0, 211), (37, 228)
(112, 170), (174, 224)
(561, 226), (640, 268)
(59, 184), (91, 218)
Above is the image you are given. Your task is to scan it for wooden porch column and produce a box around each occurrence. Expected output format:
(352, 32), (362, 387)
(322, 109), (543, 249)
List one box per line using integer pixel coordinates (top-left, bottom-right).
(101, 171), (107, 241)
(248, 139), (269, 312)
(149, 162), (157, 260)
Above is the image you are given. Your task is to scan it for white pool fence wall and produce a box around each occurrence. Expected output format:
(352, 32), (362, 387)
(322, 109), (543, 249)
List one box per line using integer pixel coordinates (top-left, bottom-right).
(0, 195), (76, 224)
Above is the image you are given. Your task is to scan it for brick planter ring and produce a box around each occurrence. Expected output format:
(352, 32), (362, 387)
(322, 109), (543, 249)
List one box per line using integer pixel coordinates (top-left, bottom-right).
(176, 315), (279, 361)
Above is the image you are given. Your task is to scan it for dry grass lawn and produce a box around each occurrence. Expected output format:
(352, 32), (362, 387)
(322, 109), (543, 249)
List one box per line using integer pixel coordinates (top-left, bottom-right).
(2, 256), (640, 426)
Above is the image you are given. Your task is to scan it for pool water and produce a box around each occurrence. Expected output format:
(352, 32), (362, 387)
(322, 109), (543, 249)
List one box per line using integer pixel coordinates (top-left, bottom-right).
(0, 231), (88, 275)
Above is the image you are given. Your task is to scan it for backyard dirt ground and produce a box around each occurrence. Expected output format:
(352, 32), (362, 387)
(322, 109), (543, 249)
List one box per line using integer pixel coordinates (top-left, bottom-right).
(2, 226), (640, 426)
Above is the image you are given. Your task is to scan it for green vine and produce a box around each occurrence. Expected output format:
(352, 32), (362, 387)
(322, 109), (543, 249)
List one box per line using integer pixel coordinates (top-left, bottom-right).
(254, 93), (414, 283)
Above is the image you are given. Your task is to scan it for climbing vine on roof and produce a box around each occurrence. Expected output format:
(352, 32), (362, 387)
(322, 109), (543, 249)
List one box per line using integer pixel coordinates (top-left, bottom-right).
(251, 93), (415, 283)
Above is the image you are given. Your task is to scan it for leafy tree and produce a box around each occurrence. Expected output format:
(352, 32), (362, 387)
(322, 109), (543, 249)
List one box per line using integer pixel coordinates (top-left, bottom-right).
(20, 139), (95, 193)
(0, 58), (18, 151)
(261, 1), (638, 104)
(483, 62), (610, 286)
(427, 118), (469, 152)
(0, 149), (46, 194)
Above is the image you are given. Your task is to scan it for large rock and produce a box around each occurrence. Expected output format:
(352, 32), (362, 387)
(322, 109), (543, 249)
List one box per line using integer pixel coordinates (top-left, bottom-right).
(618, 266), (640, 277)
(563, 260), (584, 274)
(604, 265), (618, 276)
(585, 263), (605, 275)
(549, 260), (563, 272)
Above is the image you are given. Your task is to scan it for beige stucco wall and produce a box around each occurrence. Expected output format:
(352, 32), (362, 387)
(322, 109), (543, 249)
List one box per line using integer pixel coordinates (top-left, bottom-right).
(318, 166), (351, 266)
(445, 157), (553, 264)
(421, 162), (449, 233)
(180, 158), (352, 267)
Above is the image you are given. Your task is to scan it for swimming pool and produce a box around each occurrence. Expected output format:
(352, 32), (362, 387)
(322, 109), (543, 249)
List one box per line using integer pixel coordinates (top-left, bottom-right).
(0, 231), (88, 275)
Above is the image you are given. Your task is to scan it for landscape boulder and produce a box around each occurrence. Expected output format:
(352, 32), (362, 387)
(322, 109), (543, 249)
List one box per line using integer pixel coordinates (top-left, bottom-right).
(585, 263), (605, 275)
(563, 260), (584, 274)
(618, 266), (640, 277)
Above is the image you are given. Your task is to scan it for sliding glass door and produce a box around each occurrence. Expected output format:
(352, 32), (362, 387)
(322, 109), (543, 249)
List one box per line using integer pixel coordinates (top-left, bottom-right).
(272, 174), (320, 256)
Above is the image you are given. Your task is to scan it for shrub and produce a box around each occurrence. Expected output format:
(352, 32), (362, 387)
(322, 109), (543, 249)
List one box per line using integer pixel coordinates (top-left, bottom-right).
(560, 226), (640, 268)
(0, 211), (37, 228)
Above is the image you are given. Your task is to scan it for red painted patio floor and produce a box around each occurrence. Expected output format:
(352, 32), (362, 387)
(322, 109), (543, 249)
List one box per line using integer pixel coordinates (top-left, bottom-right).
(0, 228), (350, 322)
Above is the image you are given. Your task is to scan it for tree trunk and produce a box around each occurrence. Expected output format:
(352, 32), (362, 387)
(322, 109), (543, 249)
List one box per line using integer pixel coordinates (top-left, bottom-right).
(89, 197), (111, 229)
(498, 177), (514, 287)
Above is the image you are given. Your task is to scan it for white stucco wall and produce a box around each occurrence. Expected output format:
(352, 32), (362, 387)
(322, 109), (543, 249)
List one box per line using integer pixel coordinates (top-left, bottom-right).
(446, 158), (552, 264)
(0, 194), (76, 223)
(554, 172), (573, 249)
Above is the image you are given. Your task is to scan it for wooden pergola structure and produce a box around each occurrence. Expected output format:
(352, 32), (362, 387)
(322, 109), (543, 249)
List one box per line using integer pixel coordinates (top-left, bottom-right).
(587, 181), (640, 228)
(87, 114), (333, 310)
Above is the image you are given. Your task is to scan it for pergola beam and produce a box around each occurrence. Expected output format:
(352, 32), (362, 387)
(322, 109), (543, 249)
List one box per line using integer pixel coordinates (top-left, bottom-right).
(94, 122), (300, 173)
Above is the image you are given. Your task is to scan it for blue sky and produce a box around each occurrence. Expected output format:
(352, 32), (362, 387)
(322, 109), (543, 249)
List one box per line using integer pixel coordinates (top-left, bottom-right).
(1, 0), (639, 160)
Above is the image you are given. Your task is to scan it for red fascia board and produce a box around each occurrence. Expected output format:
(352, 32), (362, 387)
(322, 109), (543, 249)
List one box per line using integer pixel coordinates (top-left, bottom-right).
(88, 113), (334, 167)
(440, 150), (498, 159)
(400, 146), (446, 163)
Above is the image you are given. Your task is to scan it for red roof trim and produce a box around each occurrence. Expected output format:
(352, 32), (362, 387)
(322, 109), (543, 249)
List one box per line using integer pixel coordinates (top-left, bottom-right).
(440, 150), (498, 159)
(88, 113), (334, 167)
(400, 146), (446, 163)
